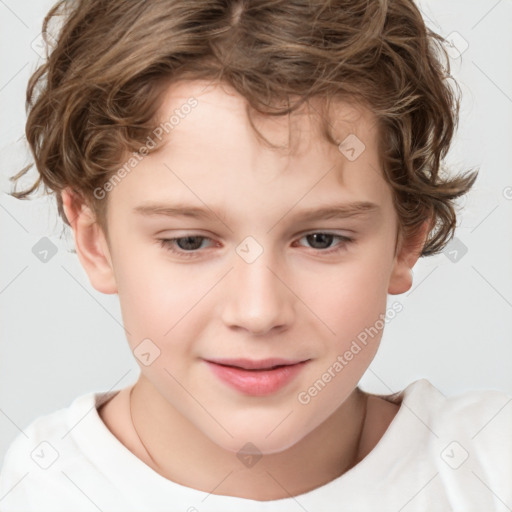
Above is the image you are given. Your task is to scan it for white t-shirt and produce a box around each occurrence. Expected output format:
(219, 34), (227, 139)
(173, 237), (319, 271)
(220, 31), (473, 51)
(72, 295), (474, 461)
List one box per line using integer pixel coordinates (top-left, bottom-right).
(0, 379), (510, 511)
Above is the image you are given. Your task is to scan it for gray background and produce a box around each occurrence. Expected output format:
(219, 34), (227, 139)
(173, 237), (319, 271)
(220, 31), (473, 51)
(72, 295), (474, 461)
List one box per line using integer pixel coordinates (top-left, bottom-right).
(1, 0), (511, 465)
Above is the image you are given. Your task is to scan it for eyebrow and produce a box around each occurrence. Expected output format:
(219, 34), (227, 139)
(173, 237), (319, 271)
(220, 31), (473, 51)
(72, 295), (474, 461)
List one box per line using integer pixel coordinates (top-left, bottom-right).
(133, 201), (379, 223)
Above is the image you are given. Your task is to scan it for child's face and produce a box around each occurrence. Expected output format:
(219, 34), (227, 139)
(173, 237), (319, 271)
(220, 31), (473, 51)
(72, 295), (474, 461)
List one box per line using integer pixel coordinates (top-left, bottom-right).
(69, 80), (421, 454)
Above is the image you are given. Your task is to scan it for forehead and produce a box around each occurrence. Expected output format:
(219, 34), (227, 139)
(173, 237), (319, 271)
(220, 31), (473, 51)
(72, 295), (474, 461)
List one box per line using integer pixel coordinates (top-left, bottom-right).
(154, 79), (379, 155)
(107, 79), (391, 227)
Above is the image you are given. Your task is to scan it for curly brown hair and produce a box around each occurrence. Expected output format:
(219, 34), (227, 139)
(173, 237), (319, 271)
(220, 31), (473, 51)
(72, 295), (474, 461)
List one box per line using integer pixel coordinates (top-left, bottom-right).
(10, 0), (478, 257)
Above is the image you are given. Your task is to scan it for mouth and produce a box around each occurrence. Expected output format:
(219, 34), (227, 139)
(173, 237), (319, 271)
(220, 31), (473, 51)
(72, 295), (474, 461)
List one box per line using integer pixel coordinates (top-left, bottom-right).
(203, 358), (310, 396)
(206, 357), (307, 370)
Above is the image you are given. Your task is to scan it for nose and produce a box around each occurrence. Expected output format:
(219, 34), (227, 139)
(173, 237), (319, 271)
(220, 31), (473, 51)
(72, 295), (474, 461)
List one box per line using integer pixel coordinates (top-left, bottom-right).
(221, 246), (295, 336)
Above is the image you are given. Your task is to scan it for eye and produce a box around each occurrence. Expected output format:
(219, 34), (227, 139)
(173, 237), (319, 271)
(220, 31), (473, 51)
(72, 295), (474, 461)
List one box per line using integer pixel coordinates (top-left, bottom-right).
(158, 232), (353, 259)
(158, 236), (214, 259)
(294, 232), (354, 254)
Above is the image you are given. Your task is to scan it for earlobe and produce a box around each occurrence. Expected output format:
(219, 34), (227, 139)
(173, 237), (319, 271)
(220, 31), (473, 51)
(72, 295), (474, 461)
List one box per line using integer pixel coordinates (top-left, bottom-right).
(61, 188), (117, 295)
(388, 266), (413, 295)
(387, 219), (430, 295)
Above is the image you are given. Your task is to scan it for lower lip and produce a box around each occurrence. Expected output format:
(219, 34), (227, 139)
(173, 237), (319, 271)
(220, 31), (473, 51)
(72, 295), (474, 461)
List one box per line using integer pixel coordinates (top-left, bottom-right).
(205, 361), (308, 396)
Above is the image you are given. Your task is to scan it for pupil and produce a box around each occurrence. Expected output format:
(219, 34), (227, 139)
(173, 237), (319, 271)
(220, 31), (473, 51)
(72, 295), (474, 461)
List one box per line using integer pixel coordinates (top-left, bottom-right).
(307, 233), (332, 249)
(178, 236), (202, 250)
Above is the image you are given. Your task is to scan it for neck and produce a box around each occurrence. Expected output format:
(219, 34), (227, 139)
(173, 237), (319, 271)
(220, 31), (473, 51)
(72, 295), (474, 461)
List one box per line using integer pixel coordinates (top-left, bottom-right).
(129, 376), (368, 501)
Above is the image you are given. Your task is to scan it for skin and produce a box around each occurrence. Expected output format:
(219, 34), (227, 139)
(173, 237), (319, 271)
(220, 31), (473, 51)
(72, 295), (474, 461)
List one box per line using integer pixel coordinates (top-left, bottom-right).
(61, 80), (429, 500)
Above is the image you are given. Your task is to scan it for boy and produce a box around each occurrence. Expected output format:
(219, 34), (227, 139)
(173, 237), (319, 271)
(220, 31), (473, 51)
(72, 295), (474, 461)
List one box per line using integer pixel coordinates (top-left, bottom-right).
(1, 0), (511, 510)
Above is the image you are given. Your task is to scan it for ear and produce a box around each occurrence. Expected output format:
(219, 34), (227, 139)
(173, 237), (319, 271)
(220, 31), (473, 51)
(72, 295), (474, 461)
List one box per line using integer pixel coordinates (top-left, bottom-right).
(388, 219), (431, 295)
(61, 188), (117, 294)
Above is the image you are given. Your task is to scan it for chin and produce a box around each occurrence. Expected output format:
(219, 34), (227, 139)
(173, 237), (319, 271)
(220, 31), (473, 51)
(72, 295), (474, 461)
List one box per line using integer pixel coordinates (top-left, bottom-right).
(203, 417), (309, 456)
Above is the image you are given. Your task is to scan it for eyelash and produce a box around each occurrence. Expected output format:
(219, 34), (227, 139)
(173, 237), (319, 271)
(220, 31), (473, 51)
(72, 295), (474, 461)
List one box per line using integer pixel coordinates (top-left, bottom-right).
(157, 232), (354, 259)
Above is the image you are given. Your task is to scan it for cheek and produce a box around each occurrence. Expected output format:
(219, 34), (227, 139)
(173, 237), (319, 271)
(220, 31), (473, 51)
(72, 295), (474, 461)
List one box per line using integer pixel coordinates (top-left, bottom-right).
(295, 258), (391, 424)
(114, 247), (215, 356)
(309, 250), (392, 342)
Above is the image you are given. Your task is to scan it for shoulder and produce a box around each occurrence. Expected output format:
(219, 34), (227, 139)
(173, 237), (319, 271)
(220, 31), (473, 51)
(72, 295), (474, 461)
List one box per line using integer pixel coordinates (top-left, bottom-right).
(405, 379), (512, 439)
(0, 390), (116, 511)
(388, 380), (512, 502)
(427, 381), (512, 467)
(384, 378), (512, 429)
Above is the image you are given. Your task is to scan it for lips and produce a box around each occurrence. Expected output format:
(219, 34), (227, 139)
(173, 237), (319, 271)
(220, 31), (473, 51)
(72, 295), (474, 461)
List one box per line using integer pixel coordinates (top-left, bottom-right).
(204, 358), (309, 396)
(206, 358), (305, 370)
